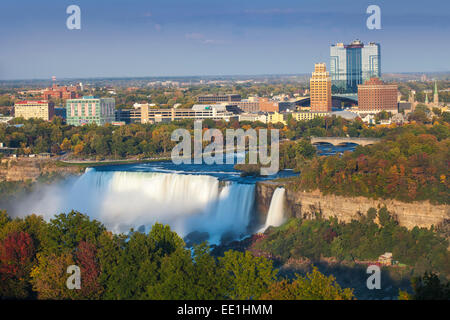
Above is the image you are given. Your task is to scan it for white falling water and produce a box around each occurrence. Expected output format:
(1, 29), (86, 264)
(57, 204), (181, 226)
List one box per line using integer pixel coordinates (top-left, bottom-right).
(11, 168), (255, 245)
(259, 187), (286, 232)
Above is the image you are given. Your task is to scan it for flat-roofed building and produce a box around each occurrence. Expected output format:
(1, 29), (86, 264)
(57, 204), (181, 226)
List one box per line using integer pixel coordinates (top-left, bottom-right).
(229, 97), (280, 113)
(116, 109), (137, 124)
(197, 94), (241, 104)
(137, 104), (236, 124)
(259, 98), (279, 112)
(43, 84), (79, 100)
(231, 100), (260, 113)
(357, 77), (398, 114)
(66, 96), (115, 126)
(238, 112), (286, 125)
(292, 112), (329, 121)
(14, 100), (55, 121)
(266, 112), (286, 125)
(238, 113), (267, 123)
(0, 116), (14, 124)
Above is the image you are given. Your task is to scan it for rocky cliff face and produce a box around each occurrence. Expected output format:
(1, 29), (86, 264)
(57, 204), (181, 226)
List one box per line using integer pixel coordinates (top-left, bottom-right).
(0, 158), (83, 182)
(255, 181), (449, 230)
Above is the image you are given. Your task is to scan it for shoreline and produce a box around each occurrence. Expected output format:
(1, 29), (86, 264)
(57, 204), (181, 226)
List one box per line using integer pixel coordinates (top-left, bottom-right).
(57, 156), (172, 168)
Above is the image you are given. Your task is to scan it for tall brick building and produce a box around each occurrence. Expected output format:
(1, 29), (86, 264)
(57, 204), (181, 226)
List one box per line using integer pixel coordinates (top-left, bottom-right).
(357, 78), (398, 113)
(310, 63), (332, 113)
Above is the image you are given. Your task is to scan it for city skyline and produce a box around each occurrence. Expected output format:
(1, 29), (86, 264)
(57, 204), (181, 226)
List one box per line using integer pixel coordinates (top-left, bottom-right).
(1, 0), (449, 80)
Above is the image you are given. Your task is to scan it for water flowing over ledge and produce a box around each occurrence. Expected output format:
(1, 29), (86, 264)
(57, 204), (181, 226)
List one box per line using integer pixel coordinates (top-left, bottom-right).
(13, 168), (261, 245)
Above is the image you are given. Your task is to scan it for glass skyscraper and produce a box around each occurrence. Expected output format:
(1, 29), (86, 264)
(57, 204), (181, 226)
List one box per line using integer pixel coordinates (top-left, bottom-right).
(330, 40), (381, 93)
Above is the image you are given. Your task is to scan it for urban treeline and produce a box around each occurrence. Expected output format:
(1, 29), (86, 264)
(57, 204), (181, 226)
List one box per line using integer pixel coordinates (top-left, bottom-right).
(1, 106), (448, 158)
(1, 112), (449, 206)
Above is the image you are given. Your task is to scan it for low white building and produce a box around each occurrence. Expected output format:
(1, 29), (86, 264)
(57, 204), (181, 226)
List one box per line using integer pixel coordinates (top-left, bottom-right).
(361, 114), (375, 124)
(0, 116), (13, 124)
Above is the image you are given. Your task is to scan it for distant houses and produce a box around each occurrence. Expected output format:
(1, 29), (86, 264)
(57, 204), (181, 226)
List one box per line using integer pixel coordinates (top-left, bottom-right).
(378, 252), (393, 266)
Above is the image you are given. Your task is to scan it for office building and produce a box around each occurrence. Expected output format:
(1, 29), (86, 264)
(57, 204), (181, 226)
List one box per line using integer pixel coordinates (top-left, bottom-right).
(14, 100), (55, 121)
(238, 112), (286, 125)
(357, 78), (397, 113)
(135, 104), (236, 124)
(310, 63), (332, 112)
(292, 112), (329, 121)
(330, 40), (381, 93)
(197, 94), (241, 104)
(266, 112), (286, 125)
(66, 96), (115, 126)
(230, 98), (260, 113)
(259, 98), (279, 112)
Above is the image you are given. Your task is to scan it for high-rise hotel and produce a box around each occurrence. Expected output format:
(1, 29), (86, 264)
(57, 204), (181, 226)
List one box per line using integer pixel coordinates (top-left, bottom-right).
(358, 78), (398, 114)
(66, 96), (115, 126)
(330, 40), (381, 93)
(310, 63), (332, 113)
(14, 100), (55, 121)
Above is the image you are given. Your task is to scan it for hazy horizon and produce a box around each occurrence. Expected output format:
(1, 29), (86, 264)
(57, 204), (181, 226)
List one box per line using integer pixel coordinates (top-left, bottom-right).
(2, 70), (450, 83)
(1, 0), (449, 80)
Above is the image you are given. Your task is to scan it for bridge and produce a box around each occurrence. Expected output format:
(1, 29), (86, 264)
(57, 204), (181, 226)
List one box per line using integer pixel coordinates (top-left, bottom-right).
(310, 137), (381, 146)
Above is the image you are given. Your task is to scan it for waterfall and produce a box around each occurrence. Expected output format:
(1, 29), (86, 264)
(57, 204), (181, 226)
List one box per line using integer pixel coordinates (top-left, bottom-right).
(259, 187), (286, 232)
(14, 168), (255, 245)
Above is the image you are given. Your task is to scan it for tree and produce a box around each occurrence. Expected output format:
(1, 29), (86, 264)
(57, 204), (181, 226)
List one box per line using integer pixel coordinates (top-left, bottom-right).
(146, 243), (228, 300)
(261, 267), (354, 300)
(30, 252), (76, 300)
(42, 211), (106, 254)
(0, 231), (35, 299)
(103, 224), (184, 300)
(60, 138), (72, 152)
(74, 241), (103, 299)
(146, 247), (197, 300)
(295, 139), (316, 159)
(219, 250), (277, 300)
(409, 272), (450, 300)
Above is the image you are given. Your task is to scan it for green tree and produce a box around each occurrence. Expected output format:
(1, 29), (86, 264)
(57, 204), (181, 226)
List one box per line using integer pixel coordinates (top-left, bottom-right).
(409, 272), (450, 300)
(42, 211), (106, 254)
(219, 250), (277, 300)
(261, 267), (354, 300)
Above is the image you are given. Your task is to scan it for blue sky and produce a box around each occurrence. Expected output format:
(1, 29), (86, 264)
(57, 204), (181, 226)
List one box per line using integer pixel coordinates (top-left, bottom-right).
(0, 0), (449, 80)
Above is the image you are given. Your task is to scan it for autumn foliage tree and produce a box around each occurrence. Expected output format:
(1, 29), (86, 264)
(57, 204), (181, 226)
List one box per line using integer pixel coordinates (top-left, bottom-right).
(294, 129), (449, 204)
(0, 231), (35, 299)
(74, 241), (103, 299)
(30, 252), (76, 300)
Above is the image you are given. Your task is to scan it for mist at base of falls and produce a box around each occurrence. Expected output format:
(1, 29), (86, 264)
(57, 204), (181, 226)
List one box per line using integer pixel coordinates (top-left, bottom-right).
(8, 168), (258, 245)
